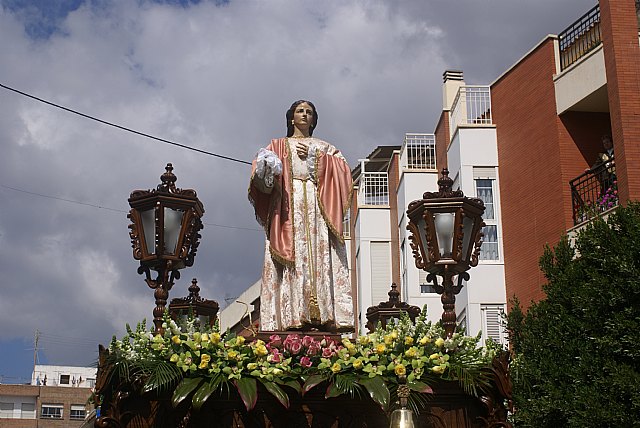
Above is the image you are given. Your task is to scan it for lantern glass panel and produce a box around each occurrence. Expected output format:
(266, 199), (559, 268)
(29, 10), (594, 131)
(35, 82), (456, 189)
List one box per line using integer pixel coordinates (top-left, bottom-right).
(461, 215), (474, 261)
(140, 209), (156, 255)
(163, 207), (184, 255)
(434, 212), (455, 258)
(417, 217), (430, 263)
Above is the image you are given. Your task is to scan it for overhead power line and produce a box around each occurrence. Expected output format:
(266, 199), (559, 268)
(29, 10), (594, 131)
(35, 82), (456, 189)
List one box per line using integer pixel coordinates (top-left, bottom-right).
(0, 82), (251, 165)
(0, 183), (261, 232)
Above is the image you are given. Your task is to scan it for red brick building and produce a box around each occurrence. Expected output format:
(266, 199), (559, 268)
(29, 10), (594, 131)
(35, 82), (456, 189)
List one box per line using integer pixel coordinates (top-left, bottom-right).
(488, 0), (640, 308)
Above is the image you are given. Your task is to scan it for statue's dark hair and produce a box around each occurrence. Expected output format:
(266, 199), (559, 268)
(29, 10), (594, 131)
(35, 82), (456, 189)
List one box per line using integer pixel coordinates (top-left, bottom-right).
(286, 100), (318, 137)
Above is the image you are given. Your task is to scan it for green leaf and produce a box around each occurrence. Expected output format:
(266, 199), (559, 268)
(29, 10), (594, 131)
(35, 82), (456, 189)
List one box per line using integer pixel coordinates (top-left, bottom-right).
(234, 378), (258, 411)
(302, 374), (327, 396)
(325, 381), (343, 398)
(358, 375), (390, 411)
(259, 379), (290, 409)
(141, 360), (182, 395)
(276, 378), (302, 394)
(172, 377), (204, 408)
(192, 376), (222, 411)
(407, 380), (433, 394)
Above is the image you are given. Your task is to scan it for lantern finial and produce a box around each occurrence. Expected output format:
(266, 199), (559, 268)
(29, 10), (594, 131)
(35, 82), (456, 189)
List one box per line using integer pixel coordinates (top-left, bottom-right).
(158, 163), (178, 193)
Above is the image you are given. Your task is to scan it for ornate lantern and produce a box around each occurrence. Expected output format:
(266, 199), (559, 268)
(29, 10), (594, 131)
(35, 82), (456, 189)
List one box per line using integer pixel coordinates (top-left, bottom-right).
(406, 168), (485, 337)
(169, 278), (219, 328)
(128, 163), (204, 333)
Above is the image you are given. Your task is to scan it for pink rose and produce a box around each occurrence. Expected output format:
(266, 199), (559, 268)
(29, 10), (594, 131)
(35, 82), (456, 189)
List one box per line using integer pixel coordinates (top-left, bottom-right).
(289, 341), (303, 355)
(302, 335), (316, 348)
(306, 343), (320, 356)
(269, 348), (282, 363)
(269, 334), (282, 347)
(300, 356), (313, 368)
(283, 334), (301, 353)
(322, 347), (334, 358)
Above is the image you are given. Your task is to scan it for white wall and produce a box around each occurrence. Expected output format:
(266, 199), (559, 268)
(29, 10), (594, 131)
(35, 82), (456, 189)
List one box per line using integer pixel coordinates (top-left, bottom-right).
(32, 365), (96, 388)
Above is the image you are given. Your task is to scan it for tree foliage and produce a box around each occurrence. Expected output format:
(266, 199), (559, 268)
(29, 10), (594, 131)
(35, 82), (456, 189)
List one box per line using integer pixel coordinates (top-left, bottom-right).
(507, 202), (640, 427)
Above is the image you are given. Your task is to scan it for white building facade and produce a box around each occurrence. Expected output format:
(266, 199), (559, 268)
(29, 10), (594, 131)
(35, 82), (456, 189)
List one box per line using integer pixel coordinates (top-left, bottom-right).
(351, 71), (508, 346)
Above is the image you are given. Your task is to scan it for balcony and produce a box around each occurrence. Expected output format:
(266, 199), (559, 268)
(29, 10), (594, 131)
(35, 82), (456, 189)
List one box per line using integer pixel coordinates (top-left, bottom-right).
(559, 2), (640, 72)
(570, 158), (618, 225)
(558, 5), (601, 72)
(449, 86), (492, 139)
(400, 133), (436, 171)
(357, 172), (389, 206)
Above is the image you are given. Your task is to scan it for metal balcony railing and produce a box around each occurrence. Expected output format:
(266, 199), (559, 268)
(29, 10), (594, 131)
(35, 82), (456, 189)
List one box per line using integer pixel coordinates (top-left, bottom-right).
(400, 133), (436, 170)
(358, 172), (389, 206)
(558, 5), (601, 71)
(449, 86), (492, 139)
(570, 158), (618, 225)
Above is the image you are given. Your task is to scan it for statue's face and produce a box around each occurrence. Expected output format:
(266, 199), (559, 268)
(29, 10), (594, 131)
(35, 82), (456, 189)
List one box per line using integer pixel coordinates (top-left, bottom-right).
(292, 102), (314, 133)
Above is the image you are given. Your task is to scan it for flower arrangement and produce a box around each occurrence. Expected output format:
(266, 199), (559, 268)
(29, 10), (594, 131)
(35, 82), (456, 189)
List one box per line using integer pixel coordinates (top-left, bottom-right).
(104, 309), (499, 413)
(597, 181), (618, 211)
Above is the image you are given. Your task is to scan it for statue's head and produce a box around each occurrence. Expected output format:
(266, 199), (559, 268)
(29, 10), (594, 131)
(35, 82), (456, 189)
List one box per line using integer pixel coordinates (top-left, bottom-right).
(286, 100), (318, 137)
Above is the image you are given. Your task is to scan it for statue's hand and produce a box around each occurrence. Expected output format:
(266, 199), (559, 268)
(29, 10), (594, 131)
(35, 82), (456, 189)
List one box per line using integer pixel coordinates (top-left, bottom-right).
(296, 141), (309, 159)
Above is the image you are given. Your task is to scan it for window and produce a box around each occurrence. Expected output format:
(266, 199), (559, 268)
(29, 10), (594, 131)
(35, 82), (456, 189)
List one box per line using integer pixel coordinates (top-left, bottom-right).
(21, 402), (36, 419)
(457, 309), (468, 334)
(70, 405), (86, 420)
(59, 374), (70, 385)
(419, 270), (436, 293)
(0, 402), (14, 418)
(481, 304), (507, 346)
(474, 170), (499, 261)
(41, 404), (63, 419)
(86, 378), (96, 388)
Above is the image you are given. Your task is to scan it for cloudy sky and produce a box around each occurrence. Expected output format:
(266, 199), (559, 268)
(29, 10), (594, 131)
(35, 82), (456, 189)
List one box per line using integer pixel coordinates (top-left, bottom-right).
(0, 0), (593, 382)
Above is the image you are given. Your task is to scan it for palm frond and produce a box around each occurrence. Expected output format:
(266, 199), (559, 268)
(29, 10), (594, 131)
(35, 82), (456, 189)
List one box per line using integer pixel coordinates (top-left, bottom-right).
(141, 360), (182, 395)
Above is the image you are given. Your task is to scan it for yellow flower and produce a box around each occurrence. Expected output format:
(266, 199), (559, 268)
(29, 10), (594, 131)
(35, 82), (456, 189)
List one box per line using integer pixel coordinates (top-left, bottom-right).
(375, 343), (387, 354)
(352, 359), (364, 370)
(429, 353), (440, 360)
(390, 330), (398, 339)
(171, 335), (181, 345)
(431, 365), (446, 374)
(201, 333), (210, 343)
(358, 335), (370, 345)
(227, 350), (238, 360)
(394, 364), (406, 376)
(404, 336), (414, 346)
(383, 335), (393, 345)
(347, 344), (357, 355)
(331, 362), (342, 373)
(211, 333), (221, 344)
(405, 348), (417, 359)
(170, 354), (179, 363)
(199, 354), (211, 369)
(254, 344), (268, 357)
(419, 336), (432, 345)
(247, 363), (258, 370)
(435, 338), (445, 348)
(236, 336), (245, 345)
(193, 332), (201, 343)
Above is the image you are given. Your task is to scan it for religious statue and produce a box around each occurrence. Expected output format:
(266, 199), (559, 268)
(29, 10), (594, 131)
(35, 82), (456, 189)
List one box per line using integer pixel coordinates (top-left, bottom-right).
(249, 100), (354, 333)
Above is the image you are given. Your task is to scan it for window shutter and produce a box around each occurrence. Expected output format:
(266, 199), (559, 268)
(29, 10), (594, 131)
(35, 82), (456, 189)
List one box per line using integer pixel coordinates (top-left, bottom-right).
(370, 242), (391, 305)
